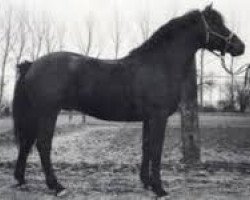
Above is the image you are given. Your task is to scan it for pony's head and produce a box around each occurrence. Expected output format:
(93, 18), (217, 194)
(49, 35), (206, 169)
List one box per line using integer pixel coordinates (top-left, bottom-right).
(201, 4), (245, 56)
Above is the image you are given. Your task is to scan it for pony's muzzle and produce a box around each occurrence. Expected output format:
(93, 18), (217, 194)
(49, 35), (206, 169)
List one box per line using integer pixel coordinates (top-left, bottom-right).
(228, 36), (245, 56)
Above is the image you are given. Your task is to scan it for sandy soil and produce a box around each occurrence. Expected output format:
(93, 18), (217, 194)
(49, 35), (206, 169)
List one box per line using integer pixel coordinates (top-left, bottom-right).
(1, 114), (250, 199)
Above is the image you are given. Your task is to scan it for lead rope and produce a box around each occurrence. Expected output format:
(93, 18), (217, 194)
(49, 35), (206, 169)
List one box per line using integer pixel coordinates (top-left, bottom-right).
(201, 49), (250, 112)
(200, 13), (241, 76)
(202, 49), (249, 76)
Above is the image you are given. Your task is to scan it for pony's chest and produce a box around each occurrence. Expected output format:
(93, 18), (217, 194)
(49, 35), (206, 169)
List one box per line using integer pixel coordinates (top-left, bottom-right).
(133, 69), (183, 113)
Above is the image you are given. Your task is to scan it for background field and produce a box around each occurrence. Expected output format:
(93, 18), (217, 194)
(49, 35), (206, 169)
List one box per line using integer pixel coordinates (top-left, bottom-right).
(1, 113), (250, 199)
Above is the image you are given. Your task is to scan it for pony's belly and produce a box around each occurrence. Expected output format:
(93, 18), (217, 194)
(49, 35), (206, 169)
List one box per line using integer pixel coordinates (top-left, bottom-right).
(88, 112), (143, 122)
(77, 100), (143, 122)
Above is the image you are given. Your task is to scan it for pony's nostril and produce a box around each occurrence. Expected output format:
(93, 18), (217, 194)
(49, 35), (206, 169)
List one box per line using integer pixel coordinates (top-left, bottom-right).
(241, 43), (245, 54)
(236, 43), (245, 55)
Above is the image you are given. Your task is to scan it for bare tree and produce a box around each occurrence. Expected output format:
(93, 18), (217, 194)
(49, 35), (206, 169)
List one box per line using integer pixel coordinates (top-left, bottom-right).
(180, 58), (201, 164)
(43, 17), (57, 54)
(56, 22), (66, 51)
(28, 14), (66, 60)
(199, 49), (205, 108)
(27, 15), (45, 61)
(138, 12), (151, 41)
(95, 35), (104, 58)
(111, 11), (122, 59)
(12, 10), (29, 80)
(235, 81), (249, 112)
(229, 58), (235, 108)
(76, 17), (94, 57)
(0, 6), (14, 105)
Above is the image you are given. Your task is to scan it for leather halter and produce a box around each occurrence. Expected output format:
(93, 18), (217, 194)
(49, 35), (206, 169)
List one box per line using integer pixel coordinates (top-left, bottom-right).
(201, 13), (234, 55)
(200, 13), (236, 75)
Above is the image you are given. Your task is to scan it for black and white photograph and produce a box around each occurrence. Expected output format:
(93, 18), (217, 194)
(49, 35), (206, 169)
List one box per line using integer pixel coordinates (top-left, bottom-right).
(0, 0), (250, 199)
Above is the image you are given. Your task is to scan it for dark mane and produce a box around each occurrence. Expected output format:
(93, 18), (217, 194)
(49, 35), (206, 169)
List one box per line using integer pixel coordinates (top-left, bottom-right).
(129, 10), (201, 56)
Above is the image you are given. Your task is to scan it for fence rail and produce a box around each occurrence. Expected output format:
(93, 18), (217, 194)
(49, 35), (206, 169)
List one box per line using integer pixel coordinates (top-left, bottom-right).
(197, 75), (245, 108)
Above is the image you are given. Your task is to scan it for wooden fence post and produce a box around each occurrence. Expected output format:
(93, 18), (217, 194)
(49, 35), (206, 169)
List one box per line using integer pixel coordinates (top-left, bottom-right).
(180, 58), (201, 164)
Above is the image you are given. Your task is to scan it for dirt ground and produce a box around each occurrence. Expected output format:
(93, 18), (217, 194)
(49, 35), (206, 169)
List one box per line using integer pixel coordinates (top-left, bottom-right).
(1, 113), (250, 199)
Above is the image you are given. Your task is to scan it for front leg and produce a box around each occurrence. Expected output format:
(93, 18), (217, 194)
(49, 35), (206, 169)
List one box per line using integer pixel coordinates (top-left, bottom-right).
(140, 119), (150, 189)
(148, 114), (168, 197)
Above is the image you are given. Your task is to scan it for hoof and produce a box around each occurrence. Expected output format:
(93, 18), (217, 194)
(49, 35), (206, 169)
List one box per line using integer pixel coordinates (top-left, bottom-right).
(142, 182), (151, 190)
(13, 182), (25, 188)
(56, 188), (68, 197)
(140, 175), (151, 190)
(156, 196), (170, 200)
(152, 185), (168, 197)
(14, 175), (25, 186)
(54, 184), (67, 197)
(13, 183), (29, 191)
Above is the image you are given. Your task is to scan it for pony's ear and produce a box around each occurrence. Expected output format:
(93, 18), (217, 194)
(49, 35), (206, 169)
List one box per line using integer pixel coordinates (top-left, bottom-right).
(204, 3), (213, 11)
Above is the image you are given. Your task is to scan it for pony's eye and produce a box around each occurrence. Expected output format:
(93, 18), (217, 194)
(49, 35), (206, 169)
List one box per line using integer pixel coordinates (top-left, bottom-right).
(212, 17), (223, 28)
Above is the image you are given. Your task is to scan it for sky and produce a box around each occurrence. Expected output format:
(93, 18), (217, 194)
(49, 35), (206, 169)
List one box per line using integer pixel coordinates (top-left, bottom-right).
(7, 0), (250, 58)
(3, 0), (250, 103)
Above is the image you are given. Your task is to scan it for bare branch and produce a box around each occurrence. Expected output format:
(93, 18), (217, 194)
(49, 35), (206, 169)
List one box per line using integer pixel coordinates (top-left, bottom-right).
(112, 11), (122, 59)
(0, 5), (15, 105)
(138, 12), (150, 41)
(76, 16), (95, 56)
(12, 10), (29, 65)
(27, 15), (45, 60)
(56, 22), (66, 51)
(43, 15), (57, 54)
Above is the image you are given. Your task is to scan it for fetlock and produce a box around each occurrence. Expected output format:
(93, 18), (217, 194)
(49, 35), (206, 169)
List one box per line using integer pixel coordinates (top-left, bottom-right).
(46, 177), (58, 190)
(140, 171), (150, 189)
(140, 165), (150, 189)
(46, 177), (65, 195)
(149, 175), (168, 197)
(14, 169), (25, 185)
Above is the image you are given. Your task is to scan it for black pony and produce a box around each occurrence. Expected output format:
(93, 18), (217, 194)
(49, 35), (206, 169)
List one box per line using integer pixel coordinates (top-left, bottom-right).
(13, 5), (245, 197)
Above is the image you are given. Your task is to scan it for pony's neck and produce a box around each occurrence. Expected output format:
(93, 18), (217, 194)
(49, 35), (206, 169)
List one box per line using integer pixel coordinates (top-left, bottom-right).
(127, 11), (205, 65)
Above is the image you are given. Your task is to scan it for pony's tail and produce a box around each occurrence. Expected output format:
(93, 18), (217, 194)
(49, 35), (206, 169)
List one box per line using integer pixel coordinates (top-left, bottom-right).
(12, 61), (33, 144)
(17, 61), (32, 78)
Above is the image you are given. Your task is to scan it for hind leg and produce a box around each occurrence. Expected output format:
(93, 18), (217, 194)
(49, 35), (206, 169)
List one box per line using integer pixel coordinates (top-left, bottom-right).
(14, 136), (36, 186)
(14, 118), (37, 186)
(36, 111), (65, 195)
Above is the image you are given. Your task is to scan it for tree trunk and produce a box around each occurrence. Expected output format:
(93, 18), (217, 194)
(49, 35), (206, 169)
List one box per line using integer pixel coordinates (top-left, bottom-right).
(82, 115), (86, 123)
(199, 50), (204, 109)
(0, 59), (7, 106)
(239, 91), (247, 113)
(180, 58), (201, 164)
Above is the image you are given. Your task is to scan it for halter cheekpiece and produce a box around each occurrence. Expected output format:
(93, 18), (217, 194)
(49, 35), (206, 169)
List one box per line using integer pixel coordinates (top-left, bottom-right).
(201, 13), (234, 53)
(200, 12), (236, 75)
